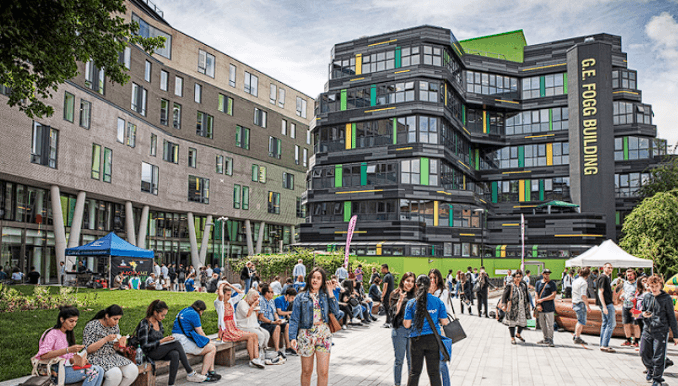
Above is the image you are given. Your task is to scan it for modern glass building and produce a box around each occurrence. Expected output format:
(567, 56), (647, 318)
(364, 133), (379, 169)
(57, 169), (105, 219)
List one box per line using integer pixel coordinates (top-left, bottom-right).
(0, 0), (314, 282)
(299, 26), (666, 266)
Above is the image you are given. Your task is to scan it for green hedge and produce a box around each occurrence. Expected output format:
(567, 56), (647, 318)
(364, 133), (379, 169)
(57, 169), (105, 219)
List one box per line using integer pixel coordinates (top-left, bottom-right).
(0, 287), (220, 382)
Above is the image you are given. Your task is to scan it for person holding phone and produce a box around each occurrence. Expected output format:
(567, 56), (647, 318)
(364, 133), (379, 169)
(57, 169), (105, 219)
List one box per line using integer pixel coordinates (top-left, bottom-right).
(137, 300), (208, 384)
(640, 275), (678, 386)
(35, 307), (105, 386)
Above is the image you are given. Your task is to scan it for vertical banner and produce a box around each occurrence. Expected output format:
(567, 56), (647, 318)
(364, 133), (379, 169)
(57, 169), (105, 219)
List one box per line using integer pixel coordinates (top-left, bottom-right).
(344, 215), (358, 268)
(520, 214), (525, 272)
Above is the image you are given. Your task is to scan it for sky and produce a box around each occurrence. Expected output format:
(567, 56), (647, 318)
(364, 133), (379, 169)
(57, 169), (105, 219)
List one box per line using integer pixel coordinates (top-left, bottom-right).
(160, 0), (678, 146)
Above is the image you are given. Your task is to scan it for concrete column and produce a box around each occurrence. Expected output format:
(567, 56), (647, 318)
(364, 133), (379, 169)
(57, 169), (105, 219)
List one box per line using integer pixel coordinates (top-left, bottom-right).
(291, 225), (296, 244)
(245, 220), (254, 256)
(137, 205), (150, 248)
(50, 186), (67, 283)
(187, 212), (202, 269)
(35, 190), (45, 281)
(198, 215), (213, 266)
(68, 192), (87, 248)
(255, 221), (265, 254)
(125, 201), (136, 245)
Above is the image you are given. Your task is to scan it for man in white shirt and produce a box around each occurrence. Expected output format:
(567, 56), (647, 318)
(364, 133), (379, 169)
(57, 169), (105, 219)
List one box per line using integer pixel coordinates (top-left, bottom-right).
(270, 276), (283, 295)
(236, 290), (270, 353)
(571, 267), (592, 345)
(292, 259), (306, 280)
(335, 265), (348, 281)
(206, 264), (213, 278)
(504, 269), (513, 287)
(153, 262), (161, 278)
(161, 264), (169, 281)
(563, 269), (574, 298)
(145, 273), (156, 289)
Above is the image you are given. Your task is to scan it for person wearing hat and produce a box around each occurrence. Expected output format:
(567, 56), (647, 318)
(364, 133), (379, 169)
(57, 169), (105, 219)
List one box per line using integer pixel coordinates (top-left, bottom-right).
(535, 268), (558, 347)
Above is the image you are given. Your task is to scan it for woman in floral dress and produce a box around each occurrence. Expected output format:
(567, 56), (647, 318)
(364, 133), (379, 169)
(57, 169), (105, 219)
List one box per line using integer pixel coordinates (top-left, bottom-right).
(215, 280), (264, 368)
(500, 271), (532, 345)
(83, 305), (138, 386)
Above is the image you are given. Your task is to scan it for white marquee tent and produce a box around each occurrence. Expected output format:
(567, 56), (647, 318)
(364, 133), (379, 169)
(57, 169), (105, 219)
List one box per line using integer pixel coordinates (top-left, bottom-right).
(565, 239), (653, 269)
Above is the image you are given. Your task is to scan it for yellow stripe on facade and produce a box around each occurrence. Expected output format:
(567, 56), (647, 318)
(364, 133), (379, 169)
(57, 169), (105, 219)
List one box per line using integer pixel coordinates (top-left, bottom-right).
(457, 160), (471, 170)
(525, 133), (555, 139)
(434, 201), (439, 226)
(495, 99), (520, 105)
(345, 123), (352, 150)
(502, 170), (531, 174)
(462, 126), (470, 135)
(459, 233), (476, 237)
(554, 234), (604, 237)
(502, 223), (519, 226)
(518, 179), (525, 202)
(546, 143), (553, 166)
(479, 199), (487, 204)
(436, 190), (452, 196)
(513, 205), (537, 208)
(613, 90), (639, 95)
(396, 147), (413, 151)
(368, 39), (397, 47)
(394, 69), (411, 74)
(364, 107), (397, 113)
(350, 77), (365, 82)
(520, 63), (567, 71)
(355, 54), (362, 76)
(336, 189), (384, 194)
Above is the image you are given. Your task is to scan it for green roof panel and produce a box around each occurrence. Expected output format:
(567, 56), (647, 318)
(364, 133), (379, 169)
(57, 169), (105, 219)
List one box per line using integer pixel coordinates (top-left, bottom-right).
(459, 30), (527, 63)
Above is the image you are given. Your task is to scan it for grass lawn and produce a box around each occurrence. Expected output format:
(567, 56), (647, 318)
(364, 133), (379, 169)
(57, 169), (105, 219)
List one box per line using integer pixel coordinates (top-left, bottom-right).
(0, 286), (221, 382)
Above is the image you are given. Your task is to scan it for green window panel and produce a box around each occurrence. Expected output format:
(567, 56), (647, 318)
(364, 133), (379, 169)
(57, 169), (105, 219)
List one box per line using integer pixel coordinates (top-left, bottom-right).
(532, 245), (538, 258)
(539, 76), (546, 97)
(563, 73), (568, 94)
(421, 157), (430, 185)
(340, 89), (347, 111)
(518, 146), (525, 167)
(360, 162), (367, 186)
(370, 85), (377, 106)
(395, 47), (402, 68)
(462, 105), (466, 125)
(392, 118), (397, 145)
(525, 179), (531, 201)
(335, 164), (343, 187)
(491, 181), (498, 203)
(344, 201), (351, 222)
(549, 109), (553, 131)
(616, 211), (621, 225)
(351, 123), (356, 149)
(623, 136), (629, 160)
(475, 148), (480, 171)
(539, 179), (545, 201)
(496, 245), (502, 258)
(448, 204), (454, 227)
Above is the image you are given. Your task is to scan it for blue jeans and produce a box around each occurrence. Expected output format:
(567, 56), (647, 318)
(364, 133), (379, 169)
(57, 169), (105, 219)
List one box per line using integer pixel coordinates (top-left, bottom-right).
(391, 326), (411, 386)
(440, 360), (450, 386)
(600, 303), (616, 347)
(61, 364), (105, 386)
(244, 278), (251, 293)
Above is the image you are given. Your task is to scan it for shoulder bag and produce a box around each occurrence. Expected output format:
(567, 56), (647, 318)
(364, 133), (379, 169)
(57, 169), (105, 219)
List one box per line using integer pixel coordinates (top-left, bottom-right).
(535, 281), (548, 312)
(423, 307), (452, 362)
(500, 284), (514, 312)
(444, 291), (467, 344)
(177, 309), (210, 348)
(325, 294), (343, 333)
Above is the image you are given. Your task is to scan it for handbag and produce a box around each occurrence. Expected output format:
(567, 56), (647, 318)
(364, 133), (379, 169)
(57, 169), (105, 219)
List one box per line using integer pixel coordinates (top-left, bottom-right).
(423, 308), (451, 362)
(328, 313), (342, 333)
(348, 297), (359, 307)
(535, 280), (548, 312)
(444, 292), (467, 344)
(500, 284), (514, 312)
(473, 281), (480, 293)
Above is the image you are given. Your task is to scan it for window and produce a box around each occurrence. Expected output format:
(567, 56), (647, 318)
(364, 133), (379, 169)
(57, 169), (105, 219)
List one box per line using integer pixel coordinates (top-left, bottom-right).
(522, 74), (565, 99)
(270, 84), (277, 104)
(79, 100), (91, 128)
(144, 60), (152, 82)
(361, 50), (395, 73)
(465, 71), (518, 97)
(132, 14), (172, 58)
(188, 148), (197, 168)
(282, 119), (287, 135)
(268, 191), (280, 214)
(198, 49), (215, 77)
(196, 111), (213, 138)
(294, 145), (300, 165)
(612, 69), (637, 90)
(229, 64), (236, 87)
(296, 97), (307, 118)
(283, 172), (294, 189)
(160, 70), (168, 91)
(242, 186), (249, 210)
(613, 101), (634, 125)
(306, 130), (311, 145)
(63, 92), (75, 122)
(216, 155), (225, 174)
(84, 61), (105, 94)
(91, 144), (101, 179)
(244, 72), (258, 96)
(160, 99), (169, 125)
(233, 184), (241, 209)
(194, 83), (202, 103)
(126, 123), (136, 147)
(296, 197), (305, 218)
(401, 159), (420, 184)
(31, 122), (58, 168)
(505, 108), (568, 135)
(422, 45), (442, 66)
(278, 88), (285, 108)
(188, 176), (210, 204)
(637, 104), (652, 125)
(303, 148), (308, 167)
(131, 83), (147, 116)
(218, 94), (233, 115)
(252, 165), (266, 183)
(269, 136), (282, 159)
(290, 123), (296, 139)
(141, 162), (159, 195)
(103, 148), (112, 183)
(163, 140), (179, 163)
(117, 118), (125, 143)
(253, 108), (267, 128)
(236, 126), (250, 150)
(119, 46), (131, 69)
(150, 134), (157, 156)
(401, 46), (420, 67)
(172, 103), (181, 129)
(223, 156), (233, 175)
(175, 76), (183, 97)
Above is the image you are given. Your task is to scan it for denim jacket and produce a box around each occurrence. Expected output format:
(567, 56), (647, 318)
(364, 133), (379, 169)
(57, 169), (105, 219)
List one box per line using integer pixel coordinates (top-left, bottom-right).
(289, 290), (340, 341)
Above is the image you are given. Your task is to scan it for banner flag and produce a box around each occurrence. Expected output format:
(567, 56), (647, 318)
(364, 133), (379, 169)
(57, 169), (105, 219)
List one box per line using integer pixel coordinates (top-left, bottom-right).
(344, 215), (358, 268)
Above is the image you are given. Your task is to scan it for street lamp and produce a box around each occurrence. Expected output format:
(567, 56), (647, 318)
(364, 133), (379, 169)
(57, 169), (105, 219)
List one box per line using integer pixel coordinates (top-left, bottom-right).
(216, 216), (229, 271)
(474, 208), (486, 267)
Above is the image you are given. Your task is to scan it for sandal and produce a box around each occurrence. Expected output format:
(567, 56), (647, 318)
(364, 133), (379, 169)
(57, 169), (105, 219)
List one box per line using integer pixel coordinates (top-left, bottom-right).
(516, 335), (525, 342)
(511, 338), (516, 345)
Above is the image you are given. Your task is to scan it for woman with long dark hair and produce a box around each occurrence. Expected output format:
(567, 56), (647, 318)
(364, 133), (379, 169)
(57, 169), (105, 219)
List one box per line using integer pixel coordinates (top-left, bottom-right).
(289, 267), (340, 386)
(136, 300), (207, 385)
(403, 275), (449, 386)
(428, 269), (452, 386)
(459, 272), (473, 314)
(35, 307), (105, 386)
(390, 272), (416, 386)
(500, 271), (531, 344)
(84, 305), (139, 386)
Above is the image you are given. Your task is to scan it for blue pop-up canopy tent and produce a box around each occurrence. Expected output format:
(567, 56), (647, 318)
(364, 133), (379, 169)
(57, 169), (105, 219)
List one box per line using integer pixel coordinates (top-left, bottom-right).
(66, 232), (154, 286)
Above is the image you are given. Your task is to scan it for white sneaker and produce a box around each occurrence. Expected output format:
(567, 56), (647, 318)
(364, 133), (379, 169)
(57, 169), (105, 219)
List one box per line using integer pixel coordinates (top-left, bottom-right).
(187, 372), (207, 383)
(249, 358), (265, 369)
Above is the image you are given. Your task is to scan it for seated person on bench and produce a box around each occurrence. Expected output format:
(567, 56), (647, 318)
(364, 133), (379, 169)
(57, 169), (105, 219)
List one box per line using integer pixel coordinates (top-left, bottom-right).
(171, 301), (220, 382)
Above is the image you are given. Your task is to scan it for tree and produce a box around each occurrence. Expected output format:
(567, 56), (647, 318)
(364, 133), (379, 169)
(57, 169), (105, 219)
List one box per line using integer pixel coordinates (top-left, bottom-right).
(638, 154), (678, 199)
(0, 0), (164, 118)
(620, 190), (678, 277)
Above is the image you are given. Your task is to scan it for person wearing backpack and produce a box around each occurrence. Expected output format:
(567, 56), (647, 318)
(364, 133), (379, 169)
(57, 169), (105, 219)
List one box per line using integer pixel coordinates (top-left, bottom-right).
(136, 300), (208, 384)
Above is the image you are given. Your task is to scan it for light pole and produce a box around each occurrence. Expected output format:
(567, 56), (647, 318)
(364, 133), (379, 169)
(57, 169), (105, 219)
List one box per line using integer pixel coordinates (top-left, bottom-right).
(474, 208), (486, 267)
(216, 216), (229, 271)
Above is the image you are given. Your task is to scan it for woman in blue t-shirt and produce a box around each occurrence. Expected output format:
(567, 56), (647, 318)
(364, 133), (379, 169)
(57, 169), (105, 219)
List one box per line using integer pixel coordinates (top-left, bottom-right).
(184, 273), (196, 292)
(403, 275), (449, 386)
